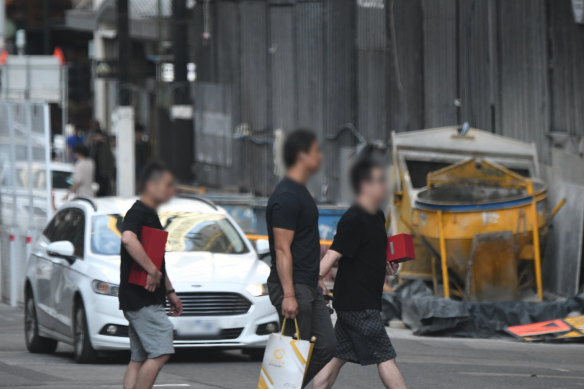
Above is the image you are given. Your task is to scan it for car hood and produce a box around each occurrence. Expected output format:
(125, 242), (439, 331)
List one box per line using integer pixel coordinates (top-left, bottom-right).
(88, 251), (269, 286)
(164, 251), (269, 286)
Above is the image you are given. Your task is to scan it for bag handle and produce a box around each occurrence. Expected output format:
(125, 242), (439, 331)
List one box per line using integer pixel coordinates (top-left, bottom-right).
(280, 317), (301, 339)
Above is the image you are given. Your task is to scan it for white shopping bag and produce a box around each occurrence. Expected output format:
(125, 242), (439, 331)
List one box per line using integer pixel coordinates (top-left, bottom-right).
(257, 318), (314, 389)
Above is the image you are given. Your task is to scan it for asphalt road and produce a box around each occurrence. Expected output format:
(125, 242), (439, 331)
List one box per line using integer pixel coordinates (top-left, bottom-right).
(1, 303), (583, 389)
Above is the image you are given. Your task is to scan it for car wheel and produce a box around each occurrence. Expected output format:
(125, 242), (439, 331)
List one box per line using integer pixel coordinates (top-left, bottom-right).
(73, 302), (97, 363)
(243, 347), (265, 361)
(24, 292), (58, 353)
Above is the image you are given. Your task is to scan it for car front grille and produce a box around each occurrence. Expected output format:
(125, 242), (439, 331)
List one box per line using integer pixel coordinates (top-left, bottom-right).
(174, 327), (244, 341)
(169, 292), (252, 316)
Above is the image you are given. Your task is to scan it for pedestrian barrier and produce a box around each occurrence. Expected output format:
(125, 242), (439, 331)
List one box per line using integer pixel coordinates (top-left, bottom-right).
(0, 101), (52, 306)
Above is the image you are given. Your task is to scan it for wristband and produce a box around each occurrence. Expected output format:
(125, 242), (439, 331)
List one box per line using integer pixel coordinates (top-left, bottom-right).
(283, 295), (295, 299)
(166, 289), (176, 296)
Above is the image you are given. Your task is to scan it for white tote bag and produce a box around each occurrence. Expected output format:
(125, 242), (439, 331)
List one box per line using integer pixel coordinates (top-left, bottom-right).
(257, 318), (315, 389)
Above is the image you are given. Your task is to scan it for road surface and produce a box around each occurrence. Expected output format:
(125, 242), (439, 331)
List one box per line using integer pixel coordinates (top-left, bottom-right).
(0, 303), (583, 388)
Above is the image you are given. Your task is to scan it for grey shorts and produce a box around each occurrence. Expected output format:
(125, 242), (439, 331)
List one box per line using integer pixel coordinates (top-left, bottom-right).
(124, 305), (174, 361)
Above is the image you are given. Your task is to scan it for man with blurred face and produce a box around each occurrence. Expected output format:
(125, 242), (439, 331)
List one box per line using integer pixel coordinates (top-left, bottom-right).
(266, 129), (335, 387)
(313, 158), (407, 389)
(119, 161), (183, 389)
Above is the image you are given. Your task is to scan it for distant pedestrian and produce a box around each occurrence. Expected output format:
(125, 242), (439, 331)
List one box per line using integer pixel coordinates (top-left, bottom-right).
(266, 129), (336, 388)
(63, 144), (95, 200)
(313, 158), (406, 389)
(88, 127), (115, 197)
(66, 125), (84, 162)
(119, 162), (182, 389)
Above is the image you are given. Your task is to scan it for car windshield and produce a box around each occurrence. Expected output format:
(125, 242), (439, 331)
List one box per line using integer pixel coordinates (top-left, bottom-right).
(91, 212), (249, 256)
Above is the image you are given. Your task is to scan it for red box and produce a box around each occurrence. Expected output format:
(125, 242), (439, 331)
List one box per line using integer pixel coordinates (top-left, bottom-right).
(387, 233), (415, 263)
(128, 226), (168, 287)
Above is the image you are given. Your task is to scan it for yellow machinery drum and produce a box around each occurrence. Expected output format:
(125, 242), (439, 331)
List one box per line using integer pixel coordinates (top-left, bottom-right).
(389, 128), (563, 302)
(411, 159), (546, 301)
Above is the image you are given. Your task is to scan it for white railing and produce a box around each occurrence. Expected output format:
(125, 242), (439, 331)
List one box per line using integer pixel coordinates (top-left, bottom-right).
(0, 101), (51, 306)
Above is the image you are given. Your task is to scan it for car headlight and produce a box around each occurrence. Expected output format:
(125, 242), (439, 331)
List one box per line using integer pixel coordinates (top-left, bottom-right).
(246, 283), (268, 297)
(91, 280), (119, 296)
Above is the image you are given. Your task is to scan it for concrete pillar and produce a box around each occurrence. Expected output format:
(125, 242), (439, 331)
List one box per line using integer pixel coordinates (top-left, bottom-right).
(114, 106), (135, 197)
(93, 32), (107, 126)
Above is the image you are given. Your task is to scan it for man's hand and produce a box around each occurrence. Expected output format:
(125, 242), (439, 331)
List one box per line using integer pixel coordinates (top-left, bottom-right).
(387, 261), (399, 275)
(318, 278), (329, 296)
(167, 292), (183, 316)
(282, 296), (298, 319)
(145, 269), (162, 292)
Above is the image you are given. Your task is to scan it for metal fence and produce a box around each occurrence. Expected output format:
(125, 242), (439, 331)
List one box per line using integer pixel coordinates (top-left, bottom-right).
(188, 0), (584, 201)
(0, 101), (52, 306)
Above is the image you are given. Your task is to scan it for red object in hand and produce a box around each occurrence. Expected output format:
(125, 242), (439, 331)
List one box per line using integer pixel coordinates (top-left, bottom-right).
(128, 226), (168, 287)
(387, 233), (415, 263)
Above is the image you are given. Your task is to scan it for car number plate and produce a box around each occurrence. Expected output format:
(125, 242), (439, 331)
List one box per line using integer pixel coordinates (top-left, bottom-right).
(174, 318), (219, 336)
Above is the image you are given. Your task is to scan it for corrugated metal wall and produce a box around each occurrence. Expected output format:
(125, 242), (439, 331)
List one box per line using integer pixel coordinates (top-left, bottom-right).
(191, 0), (584, 201)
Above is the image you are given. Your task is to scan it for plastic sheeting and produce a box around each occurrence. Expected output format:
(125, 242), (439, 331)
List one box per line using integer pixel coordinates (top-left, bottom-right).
(382, 281), (584, 338)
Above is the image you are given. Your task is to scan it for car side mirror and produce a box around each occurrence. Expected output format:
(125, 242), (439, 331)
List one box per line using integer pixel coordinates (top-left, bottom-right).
(47, 240), (76, 264)
(255, 239), (270, 259)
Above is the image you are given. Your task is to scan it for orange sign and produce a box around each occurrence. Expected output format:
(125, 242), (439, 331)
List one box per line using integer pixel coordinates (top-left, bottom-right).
(506, 319), (571, 338)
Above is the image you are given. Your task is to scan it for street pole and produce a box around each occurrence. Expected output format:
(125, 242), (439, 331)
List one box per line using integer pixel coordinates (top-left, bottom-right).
(0, 0), (5, 50)
(170, 0), (194, 181)
(115, 0), (135, 196)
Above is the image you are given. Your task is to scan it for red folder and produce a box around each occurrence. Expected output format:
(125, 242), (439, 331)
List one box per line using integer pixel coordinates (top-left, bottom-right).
(387, 233), (415, 263)
(128, 226), (168, 287)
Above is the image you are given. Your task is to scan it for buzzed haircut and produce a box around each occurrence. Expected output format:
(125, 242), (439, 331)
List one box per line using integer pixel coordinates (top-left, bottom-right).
(73, 144), (90, 158)
(137, 160), (172, 193)
(283, 129), (317, 168)
(350, 158), (382, 194)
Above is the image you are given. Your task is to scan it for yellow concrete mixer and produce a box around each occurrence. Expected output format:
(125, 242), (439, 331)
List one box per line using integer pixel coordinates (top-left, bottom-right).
(389, 127), (564, 301)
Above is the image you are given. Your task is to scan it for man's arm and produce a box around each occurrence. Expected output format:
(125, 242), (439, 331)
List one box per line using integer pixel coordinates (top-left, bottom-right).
(164, 274), (183, 316)
(318, 249), (342, 294)
(121, 230), (162, 292)
(273, 227), (298, 319)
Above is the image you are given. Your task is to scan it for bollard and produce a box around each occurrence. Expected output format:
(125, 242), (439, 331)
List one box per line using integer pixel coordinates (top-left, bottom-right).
(9, 230), (17, 307)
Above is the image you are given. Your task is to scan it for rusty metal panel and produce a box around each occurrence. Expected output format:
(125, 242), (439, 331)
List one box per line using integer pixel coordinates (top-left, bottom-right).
(548, 0), (584, 139)
(543, 182), (584, 296)
(322, 0), (357, 201)
(240, 1), (271, 195)
(457, 0), (498, 132)
(269, 5), (296, 133)
(295, 2), (326, 197)
(386, 0), (424, 132)
(498, 0), (550, 162)
(422, 0), (458, 128)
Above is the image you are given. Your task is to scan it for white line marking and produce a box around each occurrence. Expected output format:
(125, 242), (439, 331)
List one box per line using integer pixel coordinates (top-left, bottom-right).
(460, 372), (584, 380)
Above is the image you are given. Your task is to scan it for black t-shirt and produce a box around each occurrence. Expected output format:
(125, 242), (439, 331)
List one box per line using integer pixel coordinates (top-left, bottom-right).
(267, 177), (321, 286)
(330, 205), (387, 311)
(119, 200), (167, 311)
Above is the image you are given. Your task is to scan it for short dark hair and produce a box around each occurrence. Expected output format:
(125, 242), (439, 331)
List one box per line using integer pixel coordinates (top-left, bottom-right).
(350, 158), (382, 194)
(283, 129), (317, 168)
(138, 161), (172, 193)
(73, 144), (89, 158)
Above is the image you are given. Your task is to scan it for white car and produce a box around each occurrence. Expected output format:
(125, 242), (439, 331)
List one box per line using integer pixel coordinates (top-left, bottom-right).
(0, 161), (73, 229)
(24, 196), (279, 363)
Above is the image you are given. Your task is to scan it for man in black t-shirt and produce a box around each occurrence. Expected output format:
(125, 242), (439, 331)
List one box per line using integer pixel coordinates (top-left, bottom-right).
(313, 159), (407, 389)
(267, 129), (336, 387)
(119, 162), (183, 389)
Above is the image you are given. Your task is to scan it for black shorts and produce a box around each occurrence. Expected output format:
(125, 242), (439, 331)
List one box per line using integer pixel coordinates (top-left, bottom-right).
(335, 309), (396, 366)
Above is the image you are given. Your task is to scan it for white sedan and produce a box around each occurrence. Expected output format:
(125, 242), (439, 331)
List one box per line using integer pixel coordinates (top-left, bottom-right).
(24, 196), (279, 363)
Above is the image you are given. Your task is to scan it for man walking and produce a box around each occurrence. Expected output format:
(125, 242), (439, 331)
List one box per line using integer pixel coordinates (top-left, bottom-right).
(313, 158), (407, 389)
(267, 129), (336, 387)
(119, 162), (183, 389)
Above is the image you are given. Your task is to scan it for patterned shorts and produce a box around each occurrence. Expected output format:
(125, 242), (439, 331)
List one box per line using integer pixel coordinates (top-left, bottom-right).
(335, 309), (396, 366)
